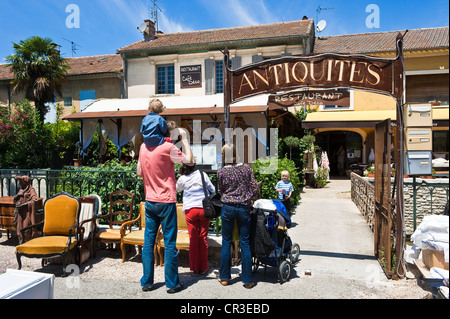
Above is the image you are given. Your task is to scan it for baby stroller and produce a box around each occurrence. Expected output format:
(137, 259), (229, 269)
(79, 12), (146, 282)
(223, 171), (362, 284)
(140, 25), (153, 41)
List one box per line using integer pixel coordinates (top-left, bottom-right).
(250, 199), (300, 283)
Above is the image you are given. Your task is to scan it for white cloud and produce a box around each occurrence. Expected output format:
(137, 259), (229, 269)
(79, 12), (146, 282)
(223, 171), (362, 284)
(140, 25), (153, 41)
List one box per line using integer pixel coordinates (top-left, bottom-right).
(158, 12), (193, 33)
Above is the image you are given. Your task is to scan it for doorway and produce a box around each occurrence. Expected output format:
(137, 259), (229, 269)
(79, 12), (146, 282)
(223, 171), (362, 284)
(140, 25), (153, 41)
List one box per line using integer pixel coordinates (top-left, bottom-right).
(315, 131), (363, 177)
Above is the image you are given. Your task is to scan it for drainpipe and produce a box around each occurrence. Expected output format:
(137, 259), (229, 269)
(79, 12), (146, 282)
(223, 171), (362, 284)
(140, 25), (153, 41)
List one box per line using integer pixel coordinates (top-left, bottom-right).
(115, 71), (124, 99)
(121, 53), (128, 99)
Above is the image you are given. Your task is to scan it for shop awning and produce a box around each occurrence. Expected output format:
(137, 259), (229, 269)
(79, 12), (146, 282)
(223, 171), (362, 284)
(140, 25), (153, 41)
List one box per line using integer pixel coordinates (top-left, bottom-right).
(63, 94), (272, 121)
(302, 107), (449, 129)
(302, 110), (397, 129)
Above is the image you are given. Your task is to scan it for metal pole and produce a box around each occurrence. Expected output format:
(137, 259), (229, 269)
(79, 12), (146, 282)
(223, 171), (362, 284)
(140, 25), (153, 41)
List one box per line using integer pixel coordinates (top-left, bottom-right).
(395, 34), (406, 278)
(223, 48), (230, 131)
(413, 176), (417, 231)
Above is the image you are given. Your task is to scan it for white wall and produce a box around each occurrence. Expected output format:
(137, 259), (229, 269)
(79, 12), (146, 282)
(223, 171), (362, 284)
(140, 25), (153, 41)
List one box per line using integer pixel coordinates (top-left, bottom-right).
(126, 44), (305, 99)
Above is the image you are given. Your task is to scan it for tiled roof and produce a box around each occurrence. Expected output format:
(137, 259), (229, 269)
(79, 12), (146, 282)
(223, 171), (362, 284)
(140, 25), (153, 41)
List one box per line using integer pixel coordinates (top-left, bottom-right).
(0, 54), (122, 81)
(314, 26), (449, 54)
(117, 19), (314, 54)
(67, 54), (122, 76)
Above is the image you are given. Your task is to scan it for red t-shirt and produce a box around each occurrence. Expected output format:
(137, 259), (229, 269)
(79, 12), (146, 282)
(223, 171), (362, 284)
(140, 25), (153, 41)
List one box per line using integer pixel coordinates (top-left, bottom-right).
(139, 141), (185, 203)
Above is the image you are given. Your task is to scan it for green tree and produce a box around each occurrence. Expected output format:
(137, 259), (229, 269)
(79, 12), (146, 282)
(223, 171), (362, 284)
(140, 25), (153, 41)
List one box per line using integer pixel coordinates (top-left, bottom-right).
(6, 36), (70, 123)
(0, 99), (53, 168)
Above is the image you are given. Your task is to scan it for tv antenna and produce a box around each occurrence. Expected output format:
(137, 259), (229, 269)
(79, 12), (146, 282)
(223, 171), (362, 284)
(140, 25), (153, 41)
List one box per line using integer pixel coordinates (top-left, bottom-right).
(315, 5), (334, 32)
(149, 0), (162, 32)
(62, 38), (82, 57)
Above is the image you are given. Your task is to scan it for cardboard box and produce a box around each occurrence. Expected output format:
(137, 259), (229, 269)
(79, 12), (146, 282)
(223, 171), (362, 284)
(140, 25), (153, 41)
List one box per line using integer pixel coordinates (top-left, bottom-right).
(422, 249), (449, 270)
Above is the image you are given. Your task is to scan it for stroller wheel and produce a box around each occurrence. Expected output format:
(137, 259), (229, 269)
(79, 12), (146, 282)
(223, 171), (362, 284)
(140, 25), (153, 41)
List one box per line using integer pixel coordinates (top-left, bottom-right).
(278, 260), (291, 283)
(290, 243), (300, 264)
(252, 257), (260, 273)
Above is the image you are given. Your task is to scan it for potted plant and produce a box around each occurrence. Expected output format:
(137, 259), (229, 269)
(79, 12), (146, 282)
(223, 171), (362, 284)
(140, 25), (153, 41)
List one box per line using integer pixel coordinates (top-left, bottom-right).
(391, 168), (396, 178)
(73, 141), (82, 166)
(366, 166), (375, 178)
(430, 99), (441, 106)
(314, 167), (329, 188)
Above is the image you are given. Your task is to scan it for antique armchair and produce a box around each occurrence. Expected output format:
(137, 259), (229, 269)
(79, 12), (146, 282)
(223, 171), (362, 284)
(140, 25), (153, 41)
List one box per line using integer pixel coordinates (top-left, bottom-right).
(15, 191), (81, 274)
(156, 203), (190, 266)
(120, 202), (157, 263)
(96, 190), (134, 248)
(77, 195), (101, 266)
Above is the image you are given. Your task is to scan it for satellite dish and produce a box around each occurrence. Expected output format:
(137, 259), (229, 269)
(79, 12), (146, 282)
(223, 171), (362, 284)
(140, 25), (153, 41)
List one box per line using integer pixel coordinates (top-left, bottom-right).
(137, 22), (147, 33)
(316, 20), (327, 33)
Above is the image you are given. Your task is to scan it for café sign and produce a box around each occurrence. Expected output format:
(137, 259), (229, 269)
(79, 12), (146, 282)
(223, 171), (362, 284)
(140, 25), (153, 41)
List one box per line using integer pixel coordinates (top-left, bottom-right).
(180, 65), (202, 89)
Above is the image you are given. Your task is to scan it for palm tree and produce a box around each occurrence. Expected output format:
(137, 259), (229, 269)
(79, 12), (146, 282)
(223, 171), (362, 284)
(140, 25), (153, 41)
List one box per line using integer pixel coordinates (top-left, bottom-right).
(6, 36), (70, 123)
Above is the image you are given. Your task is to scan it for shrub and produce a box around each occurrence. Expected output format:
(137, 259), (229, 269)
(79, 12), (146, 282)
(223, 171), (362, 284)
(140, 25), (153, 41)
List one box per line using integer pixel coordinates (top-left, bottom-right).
(0, 100), (53, 168)
(252, 156), (301, 206)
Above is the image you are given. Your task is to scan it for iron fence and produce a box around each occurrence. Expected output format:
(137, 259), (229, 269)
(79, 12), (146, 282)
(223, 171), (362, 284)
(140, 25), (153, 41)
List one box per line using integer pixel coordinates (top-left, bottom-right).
(1, 168), (221, 234)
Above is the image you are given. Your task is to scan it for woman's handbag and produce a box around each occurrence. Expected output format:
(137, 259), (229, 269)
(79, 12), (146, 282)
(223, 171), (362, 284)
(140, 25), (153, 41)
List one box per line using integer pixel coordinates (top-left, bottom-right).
(200, 170), (222, 219)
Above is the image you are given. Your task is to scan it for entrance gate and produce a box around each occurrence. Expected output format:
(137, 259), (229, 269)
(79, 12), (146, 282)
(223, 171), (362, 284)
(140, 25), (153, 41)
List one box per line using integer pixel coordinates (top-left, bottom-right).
(374, 119), (396, 278)
(223, 33), (407, 279)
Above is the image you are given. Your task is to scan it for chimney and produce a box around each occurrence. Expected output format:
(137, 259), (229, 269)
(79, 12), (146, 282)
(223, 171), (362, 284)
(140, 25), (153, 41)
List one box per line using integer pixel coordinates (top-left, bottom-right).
(144, 19), (156, 41)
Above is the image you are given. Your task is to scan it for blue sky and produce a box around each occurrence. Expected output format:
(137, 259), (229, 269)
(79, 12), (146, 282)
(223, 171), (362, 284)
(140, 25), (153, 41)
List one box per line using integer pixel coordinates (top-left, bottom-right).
(0, 0), (448, 62)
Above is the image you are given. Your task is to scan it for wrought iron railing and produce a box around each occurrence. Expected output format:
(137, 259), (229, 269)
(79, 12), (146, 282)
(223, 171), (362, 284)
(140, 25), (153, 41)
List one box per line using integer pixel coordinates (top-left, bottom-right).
(0, 168), (221, 234)
(411, 176), (449, 231)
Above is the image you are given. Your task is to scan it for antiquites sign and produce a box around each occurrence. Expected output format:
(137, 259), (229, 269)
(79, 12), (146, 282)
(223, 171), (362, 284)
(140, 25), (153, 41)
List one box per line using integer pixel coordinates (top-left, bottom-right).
(230, 53), (403, 102)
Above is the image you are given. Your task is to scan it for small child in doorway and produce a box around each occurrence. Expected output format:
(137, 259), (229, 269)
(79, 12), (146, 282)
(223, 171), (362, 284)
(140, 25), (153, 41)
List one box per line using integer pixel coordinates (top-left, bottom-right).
(140, 98), (168, 148)
(275, 170), (294, 216)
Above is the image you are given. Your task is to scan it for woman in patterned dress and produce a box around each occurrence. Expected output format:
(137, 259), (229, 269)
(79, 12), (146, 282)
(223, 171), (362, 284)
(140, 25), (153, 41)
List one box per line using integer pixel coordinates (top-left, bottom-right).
(217, 144), (259, 289)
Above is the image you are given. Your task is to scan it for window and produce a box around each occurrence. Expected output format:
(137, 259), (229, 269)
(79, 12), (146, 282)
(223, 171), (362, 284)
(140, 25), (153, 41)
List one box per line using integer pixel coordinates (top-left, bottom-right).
(157, 65), (175, 94)
(215, 60), (223, 94)
(64, 96), (72, 107)
(433, 131), (449, 154)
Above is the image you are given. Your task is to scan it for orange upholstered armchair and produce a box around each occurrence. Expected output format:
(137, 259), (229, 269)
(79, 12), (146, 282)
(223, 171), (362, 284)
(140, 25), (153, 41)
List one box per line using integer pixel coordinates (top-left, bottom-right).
(120, 202), (145, 262)
(15, 191), (81, 274)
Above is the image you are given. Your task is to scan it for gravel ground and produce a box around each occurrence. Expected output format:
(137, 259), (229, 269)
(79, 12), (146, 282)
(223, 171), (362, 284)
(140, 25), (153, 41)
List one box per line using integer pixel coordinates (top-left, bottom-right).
(0, 179), (431, 300)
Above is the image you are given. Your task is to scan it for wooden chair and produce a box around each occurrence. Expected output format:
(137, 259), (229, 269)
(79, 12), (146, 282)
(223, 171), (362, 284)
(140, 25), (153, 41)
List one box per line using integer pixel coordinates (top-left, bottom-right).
(156, 203), (190, 266)
(77, 195), (101, 266)
(96, 190), (134, 248)
(15, 191), (81, 274)
(120, 202), (159, 264)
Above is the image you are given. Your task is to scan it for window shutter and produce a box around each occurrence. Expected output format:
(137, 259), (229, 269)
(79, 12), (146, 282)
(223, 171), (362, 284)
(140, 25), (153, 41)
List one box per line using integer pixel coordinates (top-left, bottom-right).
(252, 55), (263, 63)
(204, 58), (214, 95)
(230, 56), (242, 70)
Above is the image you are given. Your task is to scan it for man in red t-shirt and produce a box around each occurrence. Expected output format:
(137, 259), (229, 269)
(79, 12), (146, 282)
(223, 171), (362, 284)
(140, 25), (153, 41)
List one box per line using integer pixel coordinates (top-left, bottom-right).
(137, 129), (193, 293)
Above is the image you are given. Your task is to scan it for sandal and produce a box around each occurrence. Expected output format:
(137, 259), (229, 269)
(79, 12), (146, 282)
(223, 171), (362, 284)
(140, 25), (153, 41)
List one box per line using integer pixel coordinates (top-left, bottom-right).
(218, 279), (228, 286)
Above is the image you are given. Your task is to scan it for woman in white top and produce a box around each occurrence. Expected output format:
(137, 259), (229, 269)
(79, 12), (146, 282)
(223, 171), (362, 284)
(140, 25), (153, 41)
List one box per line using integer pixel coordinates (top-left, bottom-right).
(176, 164), (215, 275)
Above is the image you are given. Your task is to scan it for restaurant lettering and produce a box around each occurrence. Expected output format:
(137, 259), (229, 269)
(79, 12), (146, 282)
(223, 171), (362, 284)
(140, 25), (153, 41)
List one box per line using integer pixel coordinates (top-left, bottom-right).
(269, 90), (350, 107)
(231, 55), (398, 102)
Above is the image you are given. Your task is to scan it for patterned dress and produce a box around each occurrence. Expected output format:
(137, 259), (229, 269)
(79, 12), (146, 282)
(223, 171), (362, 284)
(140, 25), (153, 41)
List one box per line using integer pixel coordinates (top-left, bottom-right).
(217, 163), (259, 206)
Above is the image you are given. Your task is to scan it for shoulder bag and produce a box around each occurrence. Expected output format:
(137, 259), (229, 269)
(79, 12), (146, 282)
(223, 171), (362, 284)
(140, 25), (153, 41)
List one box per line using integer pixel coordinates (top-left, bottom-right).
(200, 170), (222, 219)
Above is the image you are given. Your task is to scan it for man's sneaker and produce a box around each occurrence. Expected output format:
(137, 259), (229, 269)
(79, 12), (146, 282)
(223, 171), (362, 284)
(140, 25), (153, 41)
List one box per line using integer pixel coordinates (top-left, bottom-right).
(167, 283), (184, 294)
(142, 285), (153, 292)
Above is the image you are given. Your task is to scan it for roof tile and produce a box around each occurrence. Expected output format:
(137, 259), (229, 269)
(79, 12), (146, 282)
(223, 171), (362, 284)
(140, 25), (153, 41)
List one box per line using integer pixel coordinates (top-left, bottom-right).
(117, 19), (314, 53)
(314, 27), (449, 54)
(0, 54), (122, 80)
